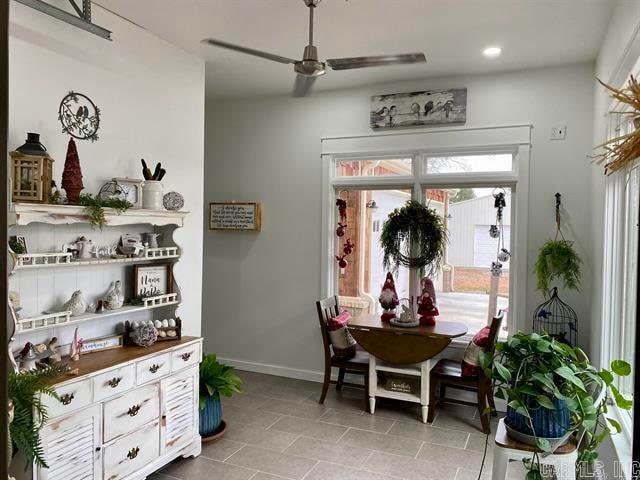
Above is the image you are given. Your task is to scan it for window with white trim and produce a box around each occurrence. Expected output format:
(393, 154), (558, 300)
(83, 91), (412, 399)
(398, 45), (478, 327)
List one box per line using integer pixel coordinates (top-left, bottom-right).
(324, 139), (529, 339)
(601, 115), (638, 438)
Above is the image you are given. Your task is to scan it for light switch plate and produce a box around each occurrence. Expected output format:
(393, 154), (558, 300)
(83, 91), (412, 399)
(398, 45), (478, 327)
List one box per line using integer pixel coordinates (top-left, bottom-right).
(550, 125), (567, 140)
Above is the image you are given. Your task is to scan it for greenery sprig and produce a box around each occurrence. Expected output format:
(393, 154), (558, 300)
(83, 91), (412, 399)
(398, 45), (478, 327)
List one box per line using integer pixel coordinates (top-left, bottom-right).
(481, 332), (631, 478)
(78, 193), (132, 229)
(380, 200), (447, 276)
(534, 239), (582, 293)
(199, 354), (242, 410)
(9, 364), (69, 469)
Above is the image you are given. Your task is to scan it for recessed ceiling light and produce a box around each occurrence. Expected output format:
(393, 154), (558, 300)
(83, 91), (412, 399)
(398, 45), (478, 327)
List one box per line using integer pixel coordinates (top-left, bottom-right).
(483, 47), (502, 58)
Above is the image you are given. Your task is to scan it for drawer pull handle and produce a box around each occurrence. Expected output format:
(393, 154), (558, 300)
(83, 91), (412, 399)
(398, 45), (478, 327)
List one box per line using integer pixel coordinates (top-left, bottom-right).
(60, 393), (74, 405)
(127, 447), (140, 460)
(180, 352), (192, 361)
(128, 404), (141, 417)
(149, 364), (160, 374)
(108, 377), (122, 388)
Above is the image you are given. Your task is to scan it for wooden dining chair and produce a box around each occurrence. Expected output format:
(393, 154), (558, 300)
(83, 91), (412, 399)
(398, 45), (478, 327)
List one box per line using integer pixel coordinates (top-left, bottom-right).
(316, 296), (369, 405)
(427, 311), (504, 434)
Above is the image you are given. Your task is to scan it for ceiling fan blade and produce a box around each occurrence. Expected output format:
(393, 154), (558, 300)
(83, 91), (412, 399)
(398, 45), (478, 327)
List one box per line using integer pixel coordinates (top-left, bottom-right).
(327, 53), (426, 71)
(201, 38), (298, 65)
(292, 74), (317, 97)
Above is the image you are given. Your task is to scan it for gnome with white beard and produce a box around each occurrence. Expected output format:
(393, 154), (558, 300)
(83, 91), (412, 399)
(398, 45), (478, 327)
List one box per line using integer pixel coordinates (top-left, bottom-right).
(379, 272), (399, 321)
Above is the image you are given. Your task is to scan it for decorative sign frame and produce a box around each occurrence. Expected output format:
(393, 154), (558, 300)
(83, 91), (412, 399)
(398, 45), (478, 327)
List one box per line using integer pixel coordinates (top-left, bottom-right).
(133, 263), (173, 298)
(80, 334), (123, 354)
(209, 202), (262, 232)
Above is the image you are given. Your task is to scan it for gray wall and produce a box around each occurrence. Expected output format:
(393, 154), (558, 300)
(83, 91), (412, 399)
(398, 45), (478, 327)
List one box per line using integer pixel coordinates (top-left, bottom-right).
(203, 62), (596, 379)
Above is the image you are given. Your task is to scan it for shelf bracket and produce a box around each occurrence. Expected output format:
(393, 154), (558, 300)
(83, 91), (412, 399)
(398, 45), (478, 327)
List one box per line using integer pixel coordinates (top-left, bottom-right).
(14, 0), (112, 40)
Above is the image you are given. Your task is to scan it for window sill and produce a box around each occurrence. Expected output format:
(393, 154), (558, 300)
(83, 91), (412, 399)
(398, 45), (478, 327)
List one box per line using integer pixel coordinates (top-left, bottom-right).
(606, 405), (633, 479)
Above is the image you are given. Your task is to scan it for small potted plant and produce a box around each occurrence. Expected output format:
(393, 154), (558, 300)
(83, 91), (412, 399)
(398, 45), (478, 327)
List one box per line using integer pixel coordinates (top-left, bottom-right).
(535, 239), (582, 294)
(481, 331), (632, 478)
(199, 354), (242, 441)
(8, 364), (68, 471)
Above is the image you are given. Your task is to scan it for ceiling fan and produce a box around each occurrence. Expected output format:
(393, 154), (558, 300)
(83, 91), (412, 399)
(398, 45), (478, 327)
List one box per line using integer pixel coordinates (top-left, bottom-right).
(201, 0), (427, 97)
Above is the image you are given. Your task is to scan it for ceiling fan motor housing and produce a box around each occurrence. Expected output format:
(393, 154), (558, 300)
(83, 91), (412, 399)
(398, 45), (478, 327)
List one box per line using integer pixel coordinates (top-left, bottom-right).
(295, 45), (326, 77)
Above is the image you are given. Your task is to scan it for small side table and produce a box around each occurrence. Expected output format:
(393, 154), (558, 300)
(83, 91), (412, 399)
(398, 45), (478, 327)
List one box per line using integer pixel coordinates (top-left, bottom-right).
(368, 357), (431, 423)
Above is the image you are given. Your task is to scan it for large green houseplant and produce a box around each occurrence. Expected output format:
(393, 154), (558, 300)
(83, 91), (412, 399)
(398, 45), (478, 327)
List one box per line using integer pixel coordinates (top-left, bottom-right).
(481, 332), (631, 479)
(9, 364), (68, 469)
(199, 354), (242, 438)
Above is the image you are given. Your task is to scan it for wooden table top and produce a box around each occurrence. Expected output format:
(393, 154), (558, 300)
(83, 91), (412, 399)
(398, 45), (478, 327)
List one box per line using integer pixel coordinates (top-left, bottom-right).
(348, 314), (468, 338)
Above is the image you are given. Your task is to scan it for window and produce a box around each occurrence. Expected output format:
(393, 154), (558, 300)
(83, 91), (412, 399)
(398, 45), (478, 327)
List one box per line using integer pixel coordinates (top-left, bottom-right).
(601, 116), (638, 437)
(326, 144), (526, 338)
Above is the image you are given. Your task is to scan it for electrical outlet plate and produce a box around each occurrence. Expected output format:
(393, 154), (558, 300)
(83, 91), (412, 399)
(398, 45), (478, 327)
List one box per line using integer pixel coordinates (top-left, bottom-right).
(550, 125), (567, 140)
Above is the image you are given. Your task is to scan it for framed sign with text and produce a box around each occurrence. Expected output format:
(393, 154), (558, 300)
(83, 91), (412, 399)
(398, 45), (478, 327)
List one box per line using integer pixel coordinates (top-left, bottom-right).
(133, 263), (172, 298)
(209, 202), (262, 232)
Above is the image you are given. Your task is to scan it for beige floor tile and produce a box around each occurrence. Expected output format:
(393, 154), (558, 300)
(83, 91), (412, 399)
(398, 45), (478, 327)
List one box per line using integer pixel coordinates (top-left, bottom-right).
(254, 383), (316, 403)
(260, 398), (328, 420)
(250, 473), (292, 480)
(363, 451), (458, 480)
(161, 456), (256, 480)
(225, 423), (298, 452)
(304, 461), (399, 480)
(226, 445), (317, 480)
(201, 438), (246, 461)
(223, 404), (284, 428)
(466, 432), (494, 453)
(431, 411), (485, 434)
(454, 468), (492, 480)
(416, 443), (489, 472)
(318, 409), (395, 434)
(388, 422), (469, 448)
(222, 392), (272, 410)
(370, 400), (424, 423)
(148, 473), (179, 480)
(339, 429), (423, 457)
(284, 436), (372, 467)
(304, 389), (367, 413)
(270, 415), (348, 442)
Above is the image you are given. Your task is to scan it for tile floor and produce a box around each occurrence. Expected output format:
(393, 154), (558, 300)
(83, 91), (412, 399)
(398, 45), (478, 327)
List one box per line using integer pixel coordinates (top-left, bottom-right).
(150, 370), (504, 480)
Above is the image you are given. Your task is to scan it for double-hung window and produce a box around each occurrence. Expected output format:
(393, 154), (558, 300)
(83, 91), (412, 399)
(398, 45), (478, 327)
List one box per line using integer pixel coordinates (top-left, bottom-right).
(321, 126), (531, 339)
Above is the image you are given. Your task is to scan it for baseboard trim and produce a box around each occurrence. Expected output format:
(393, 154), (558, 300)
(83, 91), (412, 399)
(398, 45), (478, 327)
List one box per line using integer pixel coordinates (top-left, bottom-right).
(218, 357), (327, 383)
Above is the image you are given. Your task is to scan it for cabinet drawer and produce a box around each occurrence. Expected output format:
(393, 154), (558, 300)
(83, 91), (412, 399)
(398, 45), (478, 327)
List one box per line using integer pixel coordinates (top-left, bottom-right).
(93, 364), (135, 402)
(43, 378), (92, 419)
(103, 420), (159, 480)
(137, 353), (171, 385)
(103, 383), (159, 442)
(171, 342), (201, 372)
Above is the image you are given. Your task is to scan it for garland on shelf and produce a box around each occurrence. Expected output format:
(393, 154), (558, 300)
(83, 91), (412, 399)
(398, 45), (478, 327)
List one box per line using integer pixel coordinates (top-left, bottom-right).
(78, 193), (132, 229)
(380, 200), (447, 276)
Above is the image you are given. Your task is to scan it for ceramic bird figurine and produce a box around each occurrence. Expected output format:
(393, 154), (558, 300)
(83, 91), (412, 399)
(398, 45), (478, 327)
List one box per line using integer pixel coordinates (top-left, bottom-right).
(61, 290), (88, 317)
(103, 280), (124, 310)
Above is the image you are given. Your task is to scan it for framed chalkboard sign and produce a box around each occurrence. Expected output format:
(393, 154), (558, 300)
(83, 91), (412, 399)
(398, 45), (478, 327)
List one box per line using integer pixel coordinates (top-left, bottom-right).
(209, 202), (262, 232)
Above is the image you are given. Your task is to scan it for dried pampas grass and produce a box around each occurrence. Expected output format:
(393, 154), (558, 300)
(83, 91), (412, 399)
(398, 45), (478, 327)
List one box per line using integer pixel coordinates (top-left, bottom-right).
(592, 76), (640, 175)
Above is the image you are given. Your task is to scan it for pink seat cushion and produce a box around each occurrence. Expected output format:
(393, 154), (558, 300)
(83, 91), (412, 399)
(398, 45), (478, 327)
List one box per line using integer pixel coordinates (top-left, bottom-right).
(327, 311), (356, 359)
(461, 326), (491, 377)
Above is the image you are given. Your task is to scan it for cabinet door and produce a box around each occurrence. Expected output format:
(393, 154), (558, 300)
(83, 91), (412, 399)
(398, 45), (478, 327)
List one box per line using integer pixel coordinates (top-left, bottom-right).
(161, 366), (199, 453)
(38, 405), (101, 480)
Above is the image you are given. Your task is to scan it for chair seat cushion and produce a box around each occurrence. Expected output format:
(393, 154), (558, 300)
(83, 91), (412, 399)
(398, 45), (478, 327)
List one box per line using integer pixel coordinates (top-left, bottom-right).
(327, 311), (357, 360)
(334, 347), (369, 370)
(461, 326), (491, 377)
(432, 359), (467, 378)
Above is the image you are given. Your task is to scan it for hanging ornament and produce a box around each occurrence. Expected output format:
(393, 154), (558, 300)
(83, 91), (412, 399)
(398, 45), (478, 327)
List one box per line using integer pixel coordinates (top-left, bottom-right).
(336, 198), (347, 223)
(379, 272), (399, 321)
(489, 225), (500, 238)
(343, 239), (355, 256)
(334, 192), (354, 272)
(497, 248), (511, 262)
(336, 222), (347, 237)
(335, 255), (348, 270)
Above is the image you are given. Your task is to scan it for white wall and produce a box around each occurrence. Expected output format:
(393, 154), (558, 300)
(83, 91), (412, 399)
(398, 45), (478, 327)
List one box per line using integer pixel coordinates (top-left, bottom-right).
(8, 2), (205, 346)
(203, 62), (596, 379)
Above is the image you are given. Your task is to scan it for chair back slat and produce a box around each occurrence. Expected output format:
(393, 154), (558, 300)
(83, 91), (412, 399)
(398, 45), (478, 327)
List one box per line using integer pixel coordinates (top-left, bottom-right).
(486, 310), (505, 356)
(316, 296), (340, 360)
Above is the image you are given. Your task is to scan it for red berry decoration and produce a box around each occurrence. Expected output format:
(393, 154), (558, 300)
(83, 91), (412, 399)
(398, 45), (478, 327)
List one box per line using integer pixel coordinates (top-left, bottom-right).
(336, 198), (347, 223)
(336, 222), (347, 237)
(343, 239), (355, 255)
(336, 255), (348, 269)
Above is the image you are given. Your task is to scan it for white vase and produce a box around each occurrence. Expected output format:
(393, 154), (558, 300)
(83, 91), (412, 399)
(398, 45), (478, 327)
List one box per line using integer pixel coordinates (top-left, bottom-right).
(142, 181), (164, 210)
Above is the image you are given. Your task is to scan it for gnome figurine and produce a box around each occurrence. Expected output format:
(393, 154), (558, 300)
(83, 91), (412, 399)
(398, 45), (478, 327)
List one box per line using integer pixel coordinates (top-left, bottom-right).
(61, 290), (88, 317)
(379, 272), (399, 321)
(103, 280), (124, 310)
(417, 277), (439, 326)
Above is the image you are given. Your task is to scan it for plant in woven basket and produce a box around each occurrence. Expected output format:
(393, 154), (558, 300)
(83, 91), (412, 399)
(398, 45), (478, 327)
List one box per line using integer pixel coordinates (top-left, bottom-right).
(592, 76), (640, 175)
(535, 239), (582, 294)
(9, 363), (69, 469)
(380, 200), (447, 276)
(481, 332), (631, 478)
(78, 193), (132, 229)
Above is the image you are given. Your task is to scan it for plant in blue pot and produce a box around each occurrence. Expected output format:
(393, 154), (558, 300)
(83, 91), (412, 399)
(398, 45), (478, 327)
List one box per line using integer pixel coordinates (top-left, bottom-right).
(481, 331), (632, 480)
(199, 354), (242, 440)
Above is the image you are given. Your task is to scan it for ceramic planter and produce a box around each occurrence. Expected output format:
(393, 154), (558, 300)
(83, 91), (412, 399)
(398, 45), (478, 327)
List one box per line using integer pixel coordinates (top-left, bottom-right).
(199, 395), (222, 436)
(142, 180), (164, 210)
(506, 396), (570, 444)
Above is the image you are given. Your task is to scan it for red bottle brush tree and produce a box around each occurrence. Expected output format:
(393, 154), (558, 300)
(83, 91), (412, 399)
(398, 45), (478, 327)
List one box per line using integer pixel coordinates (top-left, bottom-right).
(61, 137), (84, 203)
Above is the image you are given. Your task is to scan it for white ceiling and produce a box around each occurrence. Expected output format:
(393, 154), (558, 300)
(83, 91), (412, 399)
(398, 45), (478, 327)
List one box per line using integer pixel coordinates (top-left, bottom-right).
(97, 0), (614, 99)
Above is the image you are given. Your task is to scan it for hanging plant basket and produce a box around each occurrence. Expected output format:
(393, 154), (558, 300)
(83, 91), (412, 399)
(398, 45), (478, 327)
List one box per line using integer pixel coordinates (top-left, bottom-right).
(380, 200), (447, 275)
(534, 239), (582, 294)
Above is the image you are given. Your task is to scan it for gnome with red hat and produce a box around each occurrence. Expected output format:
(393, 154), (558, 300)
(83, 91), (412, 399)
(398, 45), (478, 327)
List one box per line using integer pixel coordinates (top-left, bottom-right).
(417, 277), (439, 326)
(379, 272), (399, 321)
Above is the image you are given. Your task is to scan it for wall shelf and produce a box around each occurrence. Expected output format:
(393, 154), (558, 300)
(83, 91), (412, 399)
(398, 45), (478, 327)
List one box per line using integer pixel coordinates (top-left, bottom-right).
(13, 248), (179, 271)
(9, 203), (188, 227)
(16, 296), (180, 334)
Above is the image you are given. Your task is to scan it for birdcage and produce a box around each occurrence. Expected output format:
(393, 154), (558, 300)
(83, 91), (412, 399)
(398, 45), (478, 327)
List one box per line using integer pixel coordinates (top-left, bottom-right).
(532, 287), (578, 346)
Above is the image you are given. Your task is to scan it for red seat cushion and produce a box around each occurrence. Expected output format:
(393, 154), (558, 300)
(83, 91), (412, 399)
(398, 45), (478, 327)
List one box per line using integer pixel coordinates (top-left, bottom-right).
(327, 311), (356, 360)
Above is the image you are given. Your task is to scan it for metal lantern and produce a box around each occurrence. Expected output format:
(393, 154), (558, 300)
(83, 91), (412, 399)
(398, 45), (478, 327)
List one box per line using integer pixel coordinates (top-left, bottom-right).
(533, 287), (578, 346)
(98, 179), (129, 202)
(10, 151), (54, 204)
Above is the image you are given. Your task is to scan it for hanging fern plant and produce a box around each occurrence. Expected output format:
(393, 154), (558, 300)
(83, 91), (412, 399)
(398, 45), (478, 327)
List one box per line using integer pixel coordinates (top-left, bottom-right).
(535, 239), (582, 293)
(380, 200), (447, 276)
